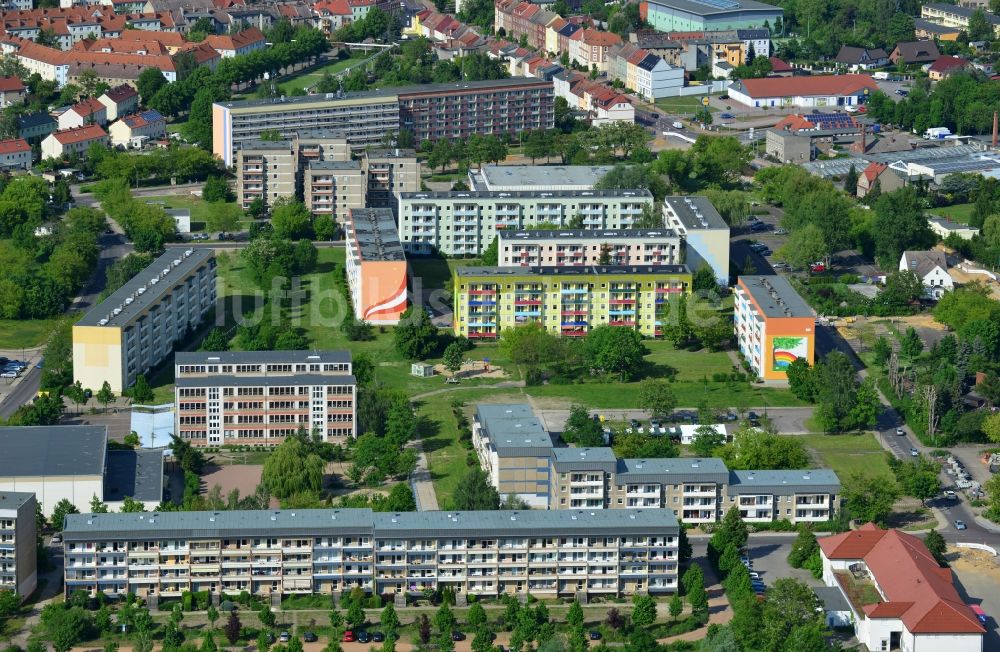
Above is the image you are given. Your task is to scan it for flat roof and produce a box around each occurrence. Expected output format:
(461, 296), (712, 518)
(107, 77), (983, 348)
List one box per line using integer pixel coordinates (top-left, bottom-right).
(78, 249), (214, 327)
(924, 2), (1000, 23)
(239, 139), (296, 151)
(0, 492), (34, 511)
(365, 148), (416, 159)
(176, 373), (356, 388)
(498, 228), (679, 241)
(104, 449), (164, 503)
(475, 403), (552, 454)
(663, 196), (728, 230)
(456, 264), (690, 278)
(63, 507), (677, 540)
(308, 160), (361, 170)
(616, 457), (729, 483)
(814, 585), (851, 613)
(928, 215), (979, 232)
(219, 77), (551, 112)
(550, 446), (618, 472)
(0, 425), (108, 478)
(177, 351), (352, 365)
(738, 275), (813, 318)
(399, 189), (653, 201)
(646, 0), (781, 17)
(348, 208), (405, 262)
(727, 469), (841, 494)
(473, 165), (613, 190)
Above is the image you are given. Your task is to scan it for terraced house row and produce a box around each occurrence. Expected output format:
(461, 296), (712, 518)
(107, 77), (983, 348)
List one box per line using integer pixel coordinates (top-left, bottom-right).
(62, 508), (680, 601)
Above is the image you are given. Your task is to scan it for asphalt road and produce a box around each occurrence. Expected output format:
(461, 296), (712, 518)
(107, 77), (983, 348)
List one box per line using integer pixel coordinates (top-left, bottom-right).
(0, 366), (41, 419)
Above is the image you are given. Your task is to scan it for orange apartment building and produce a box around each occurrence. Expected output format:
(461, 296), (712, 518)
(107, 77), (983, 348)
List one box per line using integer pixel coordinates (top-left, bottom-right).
(344, 208), (408, 325)
(734, 275), (815, 381)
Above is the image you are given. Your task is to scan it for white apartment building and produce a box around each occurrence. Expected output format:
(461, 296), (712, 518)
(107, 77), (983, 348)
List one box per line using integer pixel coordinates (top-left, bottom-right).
(62, 507), (680, 601)
(727, 470), (839, 523)
(73, 249), (216, 393)
(396, 189), (654, 256)
(173, 350), (357, 446)
(497, 229), (682, 267)
(662, 195), (730, 286)
(0, 492), (36, 600)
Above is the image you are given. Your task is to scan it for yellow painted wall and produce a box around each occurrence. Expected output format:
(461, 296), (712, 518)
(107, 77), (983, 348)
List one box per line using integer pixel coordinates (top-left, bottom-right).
(72, 325), (124, 393)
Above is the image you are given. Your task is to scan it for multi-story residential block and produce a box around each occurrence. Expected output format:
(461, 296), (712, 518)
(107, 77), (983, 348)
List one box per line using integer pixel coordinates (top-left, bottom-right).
(568, 28), (622, 71)
(472, 403), (841, 524)
(97, 84), (139, 121)
(73, 248), (216, 392)
(235, 140), (297, 211)
(344, 208), (408, 325)
(497, 229), (682, 268)
(452, 265), (690, 339)
(40, 124), (109, 160)
(663, 195), (730, 286)
(734, 275), (815, 381)
(304, 160), (366, 221)
(17, 110), (56, 143)
(173, 350), (357, 446)
(469, 164), (613, 192)
(296, 129), (351, 163)
(361, 148), (419, 208)
(397, 189), (654, 256)
(62, 507), (680, 600)
(921, 2), (1000, 37)
(0, 492), (36, 599)
(606, 43), (683, 99)
(212, 78), (553, 167)
(0, 137), (32, 170)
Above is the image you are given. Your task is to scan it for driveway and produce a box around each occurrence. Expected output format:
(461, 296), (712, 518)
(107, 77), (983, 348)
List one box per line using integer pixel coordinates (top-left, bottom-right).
(949, 548), (1000, 650)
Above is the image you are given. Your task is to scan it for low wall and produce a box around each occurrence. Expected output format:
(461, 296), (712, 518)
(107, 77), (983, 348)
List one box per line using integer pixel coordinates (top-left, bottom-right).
(956, 542), (997, 556)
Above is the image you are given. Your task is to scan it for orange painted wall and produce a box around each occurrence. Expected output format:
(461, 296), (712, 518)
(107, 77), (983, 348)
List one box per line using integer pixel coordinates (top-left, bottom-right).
(762, 316), (815, 381)
(360, 260), (408, 324)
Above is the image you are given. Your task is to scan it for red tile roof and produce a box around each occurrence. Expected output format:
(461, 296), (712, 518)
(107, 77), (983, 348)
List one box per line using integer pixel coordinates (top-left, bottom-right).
(578, 28), (621, 47)
(0, 76), (23, 92)
(820, 524), (985, 635)
(204, 26), (264, 51)
(929, 55), (970, 74)
(0, 137), (29, 154)
(51, 123), (107, 144)
(102, 83), (138, 104)
(769, 57), (793, 72)
(862, 161), (888, 183)
(736, 74), (878, 99)
(72, 97), (106, 118)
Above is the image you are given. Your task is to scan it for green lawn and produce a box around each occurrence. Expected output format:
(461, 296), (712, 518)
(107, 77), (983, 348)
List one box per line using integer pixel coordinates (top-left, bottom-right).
(278, 53), (370, 94)
(931, 203), (975, 225)
(654, 95), (718, 114)
(801, 433), (893, 480)
(0, 317), (62, 349)
(409, 256), (476, 291)
(144, 194), (218, 231)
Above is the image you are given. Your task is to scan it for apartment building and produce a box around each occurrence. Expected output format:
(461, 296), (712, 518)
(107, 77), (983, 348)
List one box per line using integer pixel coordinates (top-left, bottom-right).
(173, 351), (356, 446)
(734, 275), (815, 381)
(469, 165), (612, 192)
(497, 229), (682, 268)
(663, 196), (730, 286)
(397, 189), (654, 256)
(453, 264), (690, 339)
(98, 84), (140, 121)
(58, 97), (108, 129)
(344, 208), (408, 325)
(304, 161), (366, 221)
(362, 148), (419, 208)
(235, 140), (297, 211)
(606, 43), (683, 99)
(212, 78), (553, 167)
(471, 403), (554, 508)
(0, 137), (32, 170)
(921, 2), (1000, 37)
(62, 507), (680, 600)
(0, 492), (36, 599)
(73, 248), (216, 393)
(0, 76), (25, 108)
(296, 129), (352, 163)
(472, 403), (840, 524)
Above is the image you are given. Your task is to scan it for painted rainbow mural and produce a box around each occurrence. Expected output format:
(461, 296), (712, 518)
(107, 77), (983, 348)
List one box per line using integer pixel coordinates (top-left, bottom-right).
(771, 336), (808, 371)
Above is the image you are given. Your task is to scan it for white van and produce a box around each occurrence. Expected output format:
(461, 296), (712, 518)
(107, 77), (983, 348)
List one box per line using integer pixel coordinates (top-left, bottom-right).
(671, 121), (684, 129)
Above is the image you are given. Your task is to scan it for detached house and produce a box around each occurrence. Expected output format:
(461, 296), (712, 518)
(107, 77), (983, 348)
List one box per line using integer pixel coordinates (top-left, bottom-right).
(98, 84), (139, 121)
(856, 161), (906, 199)
(928, 55), (971, 81)
(0, 76), (25, 108)
(899, 250), (954, 300)
(834, 46), (889, 70)
(57, 97), (107, 129)
(41, 123), (108, 160)
(889, 40), (940, 65)
(109, 109), (166, 148)
(0, 137), (31, 170)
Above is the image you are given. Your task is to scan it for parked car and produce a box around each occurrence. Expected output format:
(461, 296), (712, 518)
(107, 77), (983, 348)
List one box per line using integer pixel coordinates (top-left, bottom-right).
(774, 228), (787, 235)
(895, 89), (908, 96)
(748, 571), (760, 580)
(358, 632), (371, 643)
(303, 633), (318, 643)
(895, 428), (905, 436)
(0, 371), (16, 378)
(810, 262), (826, 273)
(372, 632), (385, 642)
(50, 533), (61, 544)
(452, 632), (466, 641)
(589, 631), (602, 641)
(720, 112), (735, 120)
(910, 447), (919, 457)
(943, 490), (957, 499)
(342, 631), (355, 643)
(954, 519), (967, 530)
(278, 633), (290, 643)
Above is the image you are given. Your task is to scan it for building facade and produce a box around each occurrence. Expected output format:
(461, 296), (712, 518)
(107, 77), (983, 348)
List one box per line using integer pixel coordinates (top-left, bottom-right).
(662, 196), (730, 286)
(397, 189), (654, 256)
(344, 208), (408, 325)
(304, 161), (366, 221)
(497, 229), (682, 267)
(0, 138), (32, 169)
(173, 351), (357, 446)
(62, 507), (680, 600)
(41, 124), (109, 160)
(0, 492), (36, 599)
(235, 140), (298, 211)
(361, 148), (419, 208)
(73, 248), (216, 393)
(734, 275), (815, 381)
(472, 404), (554, 508)
(643, 0), (783, 31)
(452, 265), (690, 339)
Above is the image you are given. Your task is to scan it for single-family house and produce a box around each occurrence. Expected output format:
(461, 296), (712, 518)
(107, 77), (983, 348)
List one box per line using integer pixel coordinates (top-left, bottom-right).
(899, 250), (954, 300)
(57, 97), (107, 129)
(40, 123), (108, 160)
(834, 46), (889, 70)
(928, 55), (971, 81)
(97, 84), (139, 121)
(0, 76), (25, 108)
(109, 109), (166, 148)
(856, 161), (907, 198)
(889, 40), (940, 65)
(0, 137), (31, 169)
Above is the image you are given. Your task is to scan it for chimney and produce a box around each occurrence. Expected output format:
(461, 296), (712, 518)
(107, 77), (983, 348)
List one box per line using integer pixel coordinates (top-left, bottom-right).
(993, 111), (998, 149)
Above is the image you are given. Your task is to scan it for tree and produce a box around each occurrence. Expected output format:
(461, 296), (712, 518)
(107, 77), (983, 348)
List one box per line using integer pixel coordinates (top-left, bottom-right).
(843, 164), (859, 195)
(479, 236), (499, 265)
(261, 436), (325, 499)
(566, 601), (583, 630)
(224, 609), (241, 645)
(777, 223), (829, 271)
(900, 327), (924, 360)
(842, 472), (899, 525)
(434, 602), (456, 634)
(443, 341), (465, 378)
(137, 67), (166, 103)
(96, 381), (115, 412)
(347, 600), (365, 630)
(691, 425), (726, 457)
(760, 579), (824, 652)
(381, 603), (399, 634)
(206, 605), (219, 630)
(787, 526), (818, 568)
(877, 270), (924, 310)
(638, 379), (676, 420)
(130, 374), (154, 404)
(692, 264), (717, 293)
(583, 326), (647, 381)
(258, 605), (276, 628)
(394, 306), (439, 360)
(631, 594), (656, 628)
(562, 404), (605, 447)
(51, 498), (79, 530)
(967, 8), (994, 41)
(924, 529), (948, 566)
(668, 595), (683, 622)
(720, 426), (810, 470)
(872, 188), (935, 266)
(120, 496), (146, 512)
(270, 200), (312, 240)
(678, 527), (692, 563)
(453, 467), (500, 510)
(709, 507), (748, 563)
(419, 614), (432, 644)
(785, 358), (816, 402)
(202, 176), (231, 203)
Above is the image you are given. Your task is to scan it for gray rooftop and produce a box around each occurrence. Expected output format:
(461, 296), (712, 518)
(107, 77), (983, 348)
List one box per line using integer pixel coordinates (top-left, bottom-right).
(0, 492), (35, 511)
(78, 249), (214, 327)
(308, 160), (362, 170)
(295, 128), (349, 141)
(239, 139), (297, 152)
(663, 196), (728, 231)
(176, 373), (356, 388)
(646, 0), (782, 17)
(550, 447), (618, 472)
(727, 469), (841, 495)
(738, 275), (813, 319)
(365, 148), (417, 159)
(0, 426), (108, 478)
(923, 3), (1000, 24)
(475, 403), (553, 454)
(498, 228), (679, 242)
(399, 189), (653, 201)
(348, 208), (405, 262)
(176, 351), (352, 365)
(457, 265), (690, 278)
(616, 457), (729, 483)
(928, 214), (979, 232)
(104, 449), (164, 503)
(220, 77), (551, 111)
(471, 165), (614, 191)
(813, 585), (851, 613)
(63, 507), (677, 540)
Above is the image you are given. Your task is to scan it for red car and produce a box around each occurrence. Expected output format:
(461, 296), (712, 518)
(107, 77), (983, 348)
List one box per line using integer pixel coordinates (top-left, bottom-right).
(343, 631), (355, 642)
(810, 262), (826, 273)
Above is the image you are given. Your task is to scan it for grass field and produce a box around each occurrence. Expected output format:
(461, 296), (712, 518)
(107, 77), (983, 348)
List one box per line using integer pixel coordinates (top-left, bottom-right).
(654, 94), (718, 114)
(801, 433), (893, 480)
(145, 194), (219, 231)
(0, 317), (62, 349)
(278, 53), (370, 94)
(931, 203), (975, 224)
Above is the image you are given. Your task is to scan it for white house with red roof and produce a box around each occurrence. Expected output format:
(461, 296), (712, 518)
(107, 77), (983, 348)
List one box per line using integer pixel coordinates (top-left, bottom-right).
(203, 27), (265, 58)
(727, 74), (879, 109)
(0, 76), (24, 108)
(0, 137), (31, 169)
(819, 523), (985, 652)
(57, 96), (108, 129)
(41, 123), (108, 159)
